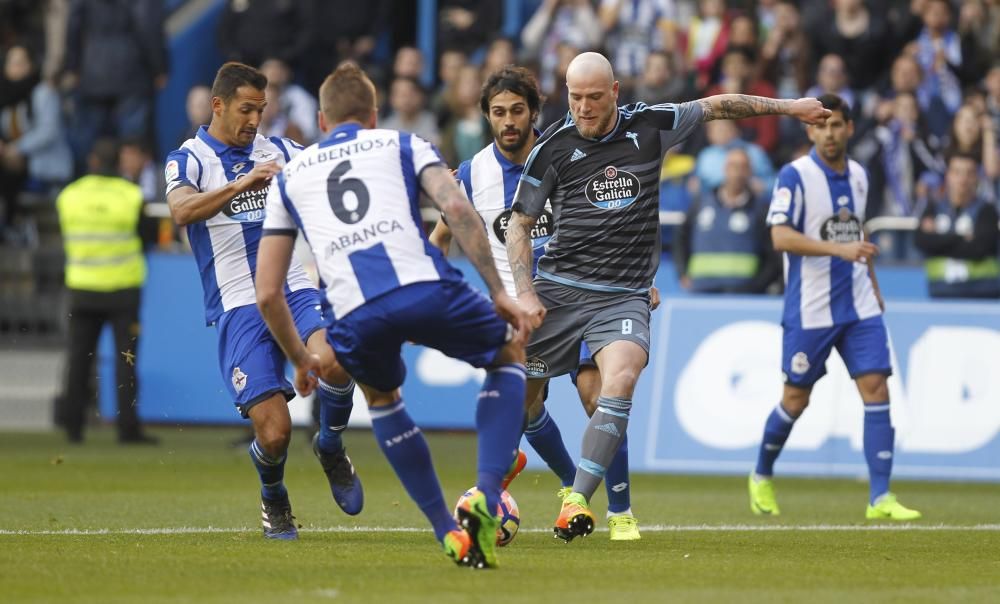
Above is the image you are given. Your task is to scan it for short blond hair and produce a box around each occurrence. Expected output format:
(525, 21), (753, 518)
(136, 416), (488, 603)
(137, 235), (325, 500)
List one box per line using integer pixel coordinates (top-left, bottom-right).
(320, 62), (377, 125)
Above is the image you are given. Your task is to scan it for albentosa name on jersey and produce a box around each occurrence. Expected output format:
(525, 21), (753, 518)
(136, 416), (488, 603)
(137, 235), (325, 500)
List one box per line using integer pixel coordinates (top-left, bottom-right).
(324, 219), (405, 257)
(286, 137), (399, 178)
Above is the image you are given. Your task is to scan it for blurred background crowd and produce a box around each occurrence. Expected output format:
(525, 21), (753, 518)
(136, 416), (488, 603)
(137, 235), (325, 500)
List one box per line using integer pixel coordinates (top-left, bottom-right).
(1, 0), (999, 337)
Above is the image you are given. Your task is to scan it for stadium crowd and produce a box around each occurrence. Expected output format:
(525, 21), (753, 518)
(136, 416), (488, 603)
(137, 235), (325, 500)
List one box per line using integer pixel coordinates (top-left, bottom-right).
(0, 0), (998, 294)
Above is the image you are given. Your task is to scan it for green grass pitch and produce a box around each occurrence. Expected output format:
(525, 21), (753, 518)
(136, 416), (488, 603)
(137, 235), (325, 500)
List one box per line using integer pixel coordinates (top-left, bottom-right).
(2, 427), (999, 603)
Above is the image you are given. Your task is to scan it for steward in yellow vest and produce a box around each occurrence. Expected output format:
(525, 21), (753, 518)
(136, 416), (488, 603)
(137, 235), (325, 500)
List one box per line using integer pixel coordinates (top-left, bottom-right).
(55, 139), (156, 444)
(915, 153), (1000, 299)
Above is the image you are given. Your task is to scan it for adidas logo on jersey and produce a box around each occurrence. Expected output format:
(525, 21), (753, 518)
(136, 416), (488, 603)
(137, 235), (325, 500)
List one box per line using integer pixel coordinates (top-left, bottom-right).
(594, 422), (620, 437)
(570, 148), (587, 162)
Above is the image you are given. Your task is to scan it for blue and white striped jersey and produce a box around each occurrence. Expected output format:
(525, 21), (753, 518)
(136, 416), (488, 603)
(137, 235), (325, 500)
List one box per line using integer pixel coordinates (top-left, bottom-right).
(766, 149), (881, 329)
(456, 142), (553, 298)
(165, 127), (315, 324)
(263, 124), (461, 320)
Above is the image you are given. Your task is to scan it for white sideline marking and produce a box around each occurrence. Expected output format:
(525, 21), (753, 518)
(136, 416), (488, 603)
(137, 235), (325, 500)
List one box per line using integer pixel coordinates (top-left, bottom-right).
(2, 524), (999, 536)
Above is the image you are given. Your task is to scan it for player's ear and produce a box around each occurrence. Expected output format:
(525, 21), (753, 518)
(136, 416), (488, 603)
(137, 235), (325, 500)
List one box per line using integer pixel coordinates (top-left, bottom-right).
(211, 95), (224, 117)
(317, 110), (329, 135)
(366, 107), (378, 129)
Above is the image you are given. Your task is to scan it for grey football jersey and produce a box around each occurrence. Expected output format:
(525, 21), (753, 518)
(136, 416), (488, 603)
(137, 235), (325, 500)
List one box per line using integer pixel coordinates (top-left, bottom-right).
(513, 101), (702, 291)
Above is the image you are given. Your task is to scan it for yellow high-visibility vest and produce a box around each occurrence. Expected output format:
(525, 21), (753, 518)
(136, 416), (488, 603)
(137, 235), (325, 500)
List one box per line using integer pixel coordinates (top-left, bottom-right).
(57, 175), (145, 291)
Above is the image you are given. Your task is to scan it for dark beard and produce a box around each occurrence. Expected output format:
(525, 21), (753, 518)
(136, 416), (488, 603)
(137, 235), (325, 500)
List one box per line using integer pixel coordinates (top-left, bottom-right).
(495, 128), (530, 154)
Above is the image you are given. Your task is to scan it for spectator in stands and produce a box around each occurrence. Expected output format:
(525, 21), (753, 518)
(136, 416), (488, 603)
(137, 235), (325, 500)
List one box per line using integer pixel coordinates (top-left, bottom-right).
(56, 138), (156, 444)
(178, 85), (212, 145)
(382, 76), (441, 146)
(809, 0), (921, 92)
(303, 0), (388, 92)
(759, 0), (811, 100)
(482, 36), (516, 77)
(706, 46), (780, 153)
(728, 13), (759, 50)
(260, 58), (318, 143)
(630, 50), (691, 105)
(944, 104), (1000, 200)
(915, 0), (987, 138)
(258, 84), (304, 143)
(118, 137), (160, 204)
(915, 152), (1000, 298)
(431, 49), (468, 128)
(986, 64), (1000, 139)
(806, 54), (857, 116)
(63, 0), (168, 169)
(0, 45), (72, 244)
(675, 148), (780, 294)
(217, 0), (309, 69)
(438, 0), (501, 56)
(521, 0), (604, 95)
(439, 64), (490, 166)
(694, 119), (775, 193)
(393, 46), (424, 81)
(686, 0), (730, 91)
(599, 0), (678, 91)
(538, 42), (576, 128)
(861, 92), (944, 219)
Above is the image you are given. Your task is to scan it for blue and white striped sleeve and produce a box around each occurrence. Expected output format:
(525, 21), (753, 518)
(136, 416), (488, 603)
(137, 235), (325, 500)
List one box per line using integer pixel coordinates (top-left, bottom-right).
(262, 171), (299, 237)
(408, 134), (446, 175)
(164, 148), (202, 194)
(767, 164), (803, 230)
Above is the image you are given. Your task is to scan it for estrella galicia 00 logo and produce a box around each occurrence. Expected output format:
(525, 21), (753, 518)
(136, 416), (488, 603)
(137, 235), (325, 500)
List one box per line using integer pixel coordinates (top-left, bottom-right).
(585, 166), (641, 209)
(820, 207), (862, 243)
(492, 209), (554, 249)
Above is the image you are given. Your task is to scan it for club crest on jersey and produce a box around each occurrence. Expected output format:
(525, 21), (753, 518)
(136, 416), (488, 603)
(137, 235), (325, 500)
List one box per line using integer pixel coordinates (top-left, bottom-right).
(585, 166), (640, 210)
(820, 207), (861, 243)
(250, 149), (278, 162)
(492, 209), (553, 249)
(232, 367), (248, 393)
(625, 131), (639, 149)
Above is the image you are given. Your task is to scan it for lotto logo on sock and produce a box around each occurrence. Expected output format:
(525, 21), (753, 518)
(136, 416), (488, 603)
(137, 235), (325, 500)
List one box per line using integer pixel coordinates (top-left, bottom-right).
(478, 390), (501, 399)
(385, 427), (421, 448)
(611, 482), (628, 493)
(877, 450), (893, 460)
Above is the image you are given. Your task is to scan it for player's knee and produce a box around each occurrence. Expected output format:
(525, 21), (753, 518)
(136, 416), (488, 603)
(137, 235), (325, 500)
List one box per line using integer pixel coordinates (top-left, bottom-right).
(781, 391), (810, 417)
(255, 423), (290, 457)
(857, 374), (889, 401)
(602, 365), (641, 397)
(526, 393), (545, 420)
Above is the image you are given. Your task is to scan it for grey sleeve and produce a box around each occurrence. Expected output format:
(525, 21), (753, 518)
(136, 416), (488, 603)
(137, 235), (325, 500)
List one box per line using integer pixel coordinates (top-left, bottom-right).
(656, 101), (704, 150)
(512, 157), (556, 219)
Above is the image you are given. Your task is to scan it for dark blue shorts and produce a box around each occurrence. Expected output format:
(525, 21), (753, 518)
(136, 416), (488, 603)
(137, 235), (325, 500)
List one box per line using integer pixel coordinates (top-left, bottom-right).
(782, 315), (892, 388)
(328, 280), (509, 392)
(215, 288), (325, 417)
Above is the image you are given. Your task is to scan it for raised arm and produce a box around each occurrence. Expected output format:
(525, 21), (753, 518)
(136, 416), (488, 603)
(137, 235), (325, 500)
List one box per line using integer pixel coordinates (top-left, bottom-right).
(167, 162), (280, 226)
(697, 95), (831, 125)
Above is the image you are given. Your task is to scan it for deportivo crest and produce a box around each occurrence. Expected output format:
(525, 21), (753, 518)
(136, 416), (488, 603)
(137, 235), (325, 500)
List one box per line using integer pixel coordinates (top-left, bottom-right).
(585, 166), (641, 210)
(232, 367), (248, 393)
(250, 149), (278, 162)
(492, 209), (553, 248)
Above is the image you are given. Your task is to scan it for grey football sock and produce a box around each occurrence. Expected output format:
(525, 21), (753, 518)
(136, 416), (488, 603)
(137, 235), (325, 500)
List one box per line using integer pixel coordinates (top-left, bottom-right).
(572, 396), (630, 500)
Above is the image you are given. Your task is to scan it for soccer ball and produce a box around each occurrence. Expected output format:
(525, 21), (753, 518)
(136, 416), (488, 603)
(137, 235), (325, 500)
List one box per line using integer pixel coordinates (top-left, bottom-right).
(453, 487), (520, 547)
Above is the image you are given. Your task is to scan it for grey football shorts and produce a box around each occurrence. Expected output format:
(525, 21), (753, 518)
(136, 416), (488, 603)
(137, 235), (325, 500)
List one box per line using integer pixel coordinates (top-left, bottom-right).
(524, 277), (651, 378)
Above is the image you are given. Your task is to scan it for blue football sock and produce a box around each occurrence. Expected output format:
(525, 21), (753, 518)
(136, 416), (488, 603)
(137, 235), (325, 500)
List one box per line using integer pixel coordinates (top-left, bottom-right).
(371, 399), (455, 541)
(863, 402), (894, 504)
(476, 363), (526, 512)
(317, 378), (355, 453)
(605, 434), (631, 514)
(249, 438), (287, 501)
(754, 403), (798, 477)
(524, 407), (576, 487)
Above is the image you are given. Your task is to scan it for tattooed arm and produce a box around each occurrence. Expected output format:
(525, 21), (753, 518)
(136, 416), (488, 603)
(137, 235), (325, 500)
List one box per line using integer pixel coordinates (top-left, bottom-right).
(420, 164), (505, 297)
(697, 94), (830, 124)
(506, 211), (538, 298)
